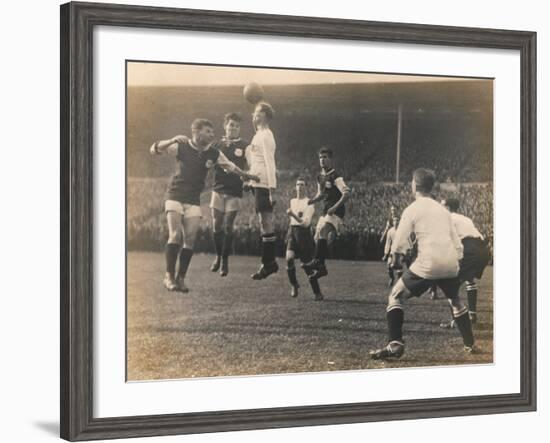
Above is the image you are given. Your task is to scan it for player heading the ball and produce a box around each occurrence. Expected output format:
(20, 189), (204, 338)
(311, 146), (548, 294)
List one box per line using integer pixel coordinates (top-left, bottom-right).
(246, 101), (280, 281)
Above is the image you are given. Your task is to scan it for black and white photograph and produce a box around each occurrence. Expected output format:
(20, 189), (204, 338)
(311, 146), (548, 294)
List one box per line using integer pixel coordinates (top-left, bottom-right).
(126, 61), (494, 380)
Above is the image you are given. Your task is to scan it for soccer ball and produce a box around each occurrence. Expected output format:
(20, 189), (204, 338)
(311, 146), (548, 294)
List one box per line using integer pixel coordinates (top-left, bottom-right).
(243, 82), (264, 104)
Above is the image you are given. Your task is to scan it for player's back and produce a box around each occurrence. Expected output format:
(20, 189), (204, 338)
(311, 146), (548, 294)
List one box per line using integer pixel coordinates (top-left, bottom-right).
(397, 197), (462, 279)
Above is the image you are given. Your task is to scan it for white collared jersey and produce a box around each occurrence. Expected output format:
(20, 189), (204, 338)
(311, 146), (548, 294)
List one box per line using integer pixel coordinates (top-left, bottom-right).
(245, 127), (277, 189)
(391, 196), (464, 279)
(289, 197), (314, 227)
(450, 213), (484, 240)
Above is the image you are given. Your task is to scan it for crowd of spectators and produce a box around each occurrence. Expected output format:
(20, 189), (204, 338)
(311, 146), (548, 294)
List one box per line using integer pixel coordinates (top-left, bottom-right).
(128, 177), (493, 262)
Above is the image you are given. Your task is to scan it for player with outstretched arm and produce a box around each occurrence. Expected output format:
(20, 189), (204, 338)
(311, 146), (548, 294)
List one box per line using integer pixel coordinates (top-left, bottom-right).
(150, 118), (258, 293)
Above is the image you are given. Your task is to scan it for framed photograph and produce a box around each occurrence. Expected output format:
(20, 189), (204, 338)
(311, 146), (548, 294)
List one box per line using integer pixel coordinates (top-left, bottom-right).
(60, 1), (536, 441)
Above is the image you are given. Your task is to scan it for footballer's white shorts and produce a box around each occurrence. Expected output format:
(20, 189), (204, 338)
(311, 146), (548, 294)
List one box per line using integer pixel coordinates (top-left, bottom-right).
(315, 214), (343, 239)
(165, 200), (202, 219)
(209, 191), (241, 213)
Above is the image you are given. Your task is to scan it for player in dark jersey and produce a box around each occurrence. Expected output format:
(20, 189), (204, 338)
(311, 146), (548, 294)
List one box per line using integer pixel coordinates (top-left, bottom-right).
(286, 178), (324, 300)
(302, 147), (351, 281)
(150, 118), (258, 293)
(209, 113), (249, 277)
(439, 198), (490, 329)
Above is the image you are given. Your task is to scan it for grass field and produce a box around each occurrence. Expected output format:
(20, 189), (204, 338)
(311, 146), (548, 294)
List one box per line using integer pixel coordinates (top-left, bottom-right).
(127, 252), (493, 381)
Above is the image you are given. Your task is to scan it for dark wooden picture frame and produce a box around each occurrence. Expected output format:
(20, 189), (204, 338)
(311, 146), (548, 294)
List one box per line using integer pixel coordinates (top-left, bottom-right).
(60, 1), (536, 441)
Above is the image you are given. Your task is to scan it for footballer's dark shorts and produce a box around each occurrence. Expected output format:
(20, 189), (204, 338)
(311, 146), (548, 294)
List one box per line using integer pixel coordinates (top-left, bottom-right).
(459, 237), (490, 282)
(402, 269), (461, 300)
(286, 226), (315, 262)
(253, 187), (274, 213)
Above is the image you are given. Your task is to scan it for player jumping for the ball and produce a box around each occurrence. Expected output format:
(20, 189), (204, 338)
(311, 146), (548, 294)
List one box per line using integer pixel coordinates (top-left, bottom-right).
(285, 178), (324, 301)
(150, 118), (258, 292)
(209, 113), (249, 277)
(369, 168), (476, 360)
(439, 197), (490, 329)
(246, 102), (279, 280)
(302, 147), (351, 280)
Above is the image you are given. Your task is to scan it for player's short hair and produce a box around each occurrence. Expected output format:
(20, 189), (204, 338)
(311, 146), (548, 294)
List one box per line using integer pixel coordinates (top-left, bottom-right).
(413, 168), (436, 193)
(444, 198), (460, 212)
(256, 102), (275, 120)
(223, 112), (242, 125)
(318, 146), (333, 158)
(296, 177), (306, 185)
(191, 118), (214, 132)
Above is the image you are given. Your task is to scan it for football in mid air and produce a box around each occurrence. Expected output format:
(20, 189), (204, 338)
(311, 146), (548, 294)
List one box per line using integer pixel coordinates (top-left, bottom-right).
(243, 82), (264, 104)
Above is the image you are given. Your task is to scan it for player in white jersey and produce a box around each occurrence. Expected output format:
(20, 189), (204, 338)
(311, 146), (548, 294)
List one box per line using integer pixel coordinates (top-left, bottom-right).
(381, 216), (402, 287)
(369, 169), (476, 360)
(245, 102), (279, 280)
(285, 178), (323, 300)
(439, 198), (490, 328)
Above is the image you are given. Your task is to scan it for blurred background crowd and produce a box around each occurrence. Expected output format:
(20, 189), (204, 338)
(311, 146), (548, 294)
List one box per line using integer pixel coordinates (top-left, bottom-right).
(127, 78), (493, 262)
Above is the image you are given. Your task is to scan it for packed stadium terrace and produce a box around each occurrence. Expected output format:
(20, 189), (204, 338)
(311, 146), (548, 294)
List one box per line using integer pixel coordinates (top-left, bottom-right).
(128, 176), (493, 262)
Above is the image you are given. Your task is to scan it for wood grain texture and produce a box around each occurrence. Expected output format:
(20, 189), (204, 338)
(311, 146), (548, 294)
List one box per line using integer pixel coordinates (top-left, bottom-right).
(60, 2), (536, 440)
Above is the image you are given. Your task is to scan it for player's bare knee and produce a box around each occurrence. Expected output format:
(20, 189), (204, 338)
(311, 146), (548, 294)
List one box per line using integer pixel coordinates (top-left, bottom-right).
(387, 279), (408, 311)
(285, 250), (295, 262)
(212, 214), (223, 233)
(259, 212), (273, 234)
(317, 223), (331, 240)
(167, 231), (182, 244)
(183, 230), (198, 250)
(224, 211), (237, 232)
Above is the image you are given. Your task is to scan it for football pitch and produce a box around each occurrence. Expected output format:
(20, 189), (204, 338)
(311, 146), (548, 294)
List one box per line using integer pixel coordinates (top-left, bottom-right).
(127, 252), (493, 381)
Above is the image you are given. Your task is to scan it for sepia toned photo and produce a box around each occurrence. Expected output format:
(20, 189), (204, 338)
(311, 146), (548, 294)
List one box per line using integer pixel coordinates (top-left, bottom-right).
(126, 61), (493, 381)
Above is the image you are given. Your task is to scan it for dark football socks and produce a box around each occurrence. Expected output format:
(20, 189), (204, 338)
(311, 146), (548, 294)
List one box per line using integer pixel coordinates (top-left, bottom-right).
(213, 231), (224, 258)
(261, 233), (276, 264)
(286, 261), (298, 286)
(308, 276), (321, 295)
(177, 248), (194, 279)
(466, 282), (478, 314)
(454, 311), (475, 347)
(315, 239), (328, 264)
(165, 243), (180, 276)
(222, 231), (233, 258)
(387, 308), (404, 343)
